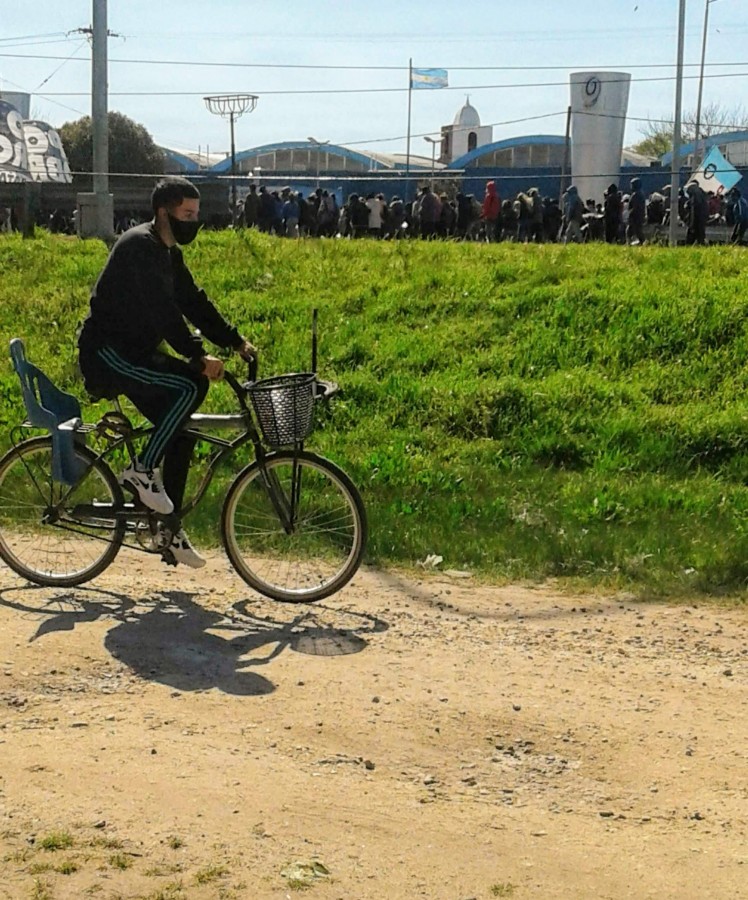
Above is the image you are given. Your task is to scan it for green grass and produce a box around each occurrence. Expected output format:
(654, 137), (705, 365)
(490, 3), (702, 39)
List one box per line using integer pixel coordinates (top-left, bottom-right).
(3, 230), (748, 597)
(29, 878), (53, 900)
(54, 859), (79, 875)
(490, 884), (516, 897)
(108, 852), (133, 870)
(140, 882), (185, 900)
(193, 862), (228, 884)
(37, 830), (74, 852)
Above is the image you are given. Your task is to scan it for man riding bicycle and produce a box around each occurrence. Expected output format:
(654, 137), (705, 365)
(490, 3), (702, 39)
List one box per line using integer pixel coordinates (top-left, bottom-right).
(78, 176), (256, 568)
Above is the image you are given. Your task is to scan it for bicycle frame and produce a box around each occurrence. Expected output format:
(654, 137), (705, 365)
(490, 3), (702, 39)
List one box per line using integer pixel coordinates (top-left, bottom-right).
(50, 369), (301, 537)
(105, 415), (259, 517)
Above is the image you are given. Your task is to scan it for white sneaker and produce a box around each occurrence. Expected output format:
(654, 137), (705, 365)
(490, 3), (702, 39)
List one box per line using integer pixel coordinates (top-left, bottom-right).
(119, 462), (174, 515)
(166, 528), (206, 569)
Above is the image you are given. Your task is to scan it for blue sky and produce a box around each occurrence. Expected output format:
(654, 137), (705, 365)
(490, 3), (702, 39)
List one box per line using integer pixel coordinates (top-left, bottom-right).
(1, 0), (747, 160)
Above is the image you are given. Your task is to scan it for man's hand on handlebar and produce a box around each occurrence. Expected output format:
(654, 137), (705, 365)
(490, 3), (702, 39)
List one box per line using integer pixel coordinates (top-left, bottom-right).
(236, 339), (258, 363)
(201, 355), (225, 381)
(196, 339), (257, 385)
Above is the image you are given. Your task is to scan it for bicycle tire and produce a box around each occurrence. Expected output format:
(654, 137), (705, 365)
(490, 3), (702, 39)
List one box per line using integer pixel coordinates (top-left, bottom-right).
(221, 451), (367, 603)
(0, 436), (125, 587)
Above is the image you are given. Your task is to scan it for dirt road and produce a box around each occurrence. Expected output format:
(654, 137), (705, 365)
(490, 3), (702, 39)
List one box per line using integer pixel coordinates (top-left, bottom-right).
(0, 553), (746, 899)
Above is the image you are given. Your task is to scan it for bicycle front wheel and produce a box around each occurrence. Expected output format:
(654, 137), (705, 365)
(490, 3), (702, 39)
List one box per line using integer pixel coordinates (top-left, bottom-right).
(0, 436), (125, 587)
(221, 451), (367, 602)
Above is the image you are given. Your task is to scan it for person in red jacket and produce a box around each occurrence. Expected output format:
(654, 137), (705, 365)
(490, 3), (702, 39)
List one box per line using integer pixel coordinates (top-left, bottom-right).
(481, 180), (502, 242)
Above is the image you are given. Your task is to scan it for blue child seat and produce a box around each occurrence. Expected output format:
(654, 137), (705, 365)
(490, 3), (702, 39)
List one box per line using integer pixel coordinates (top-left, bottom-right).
(10, 338), (88, 486)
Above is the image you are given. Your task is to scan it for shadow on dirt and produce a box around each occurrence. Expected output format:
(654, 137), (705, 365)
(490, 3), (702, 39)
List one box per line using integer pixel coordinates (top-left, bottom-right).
(369, 568), (624, 621)
(0, 586), (389, 697)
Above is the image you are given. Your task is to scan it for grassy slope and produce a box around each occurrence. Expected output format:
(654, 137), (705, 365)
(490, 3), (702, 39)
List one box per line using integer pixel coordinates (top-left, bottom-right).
(2, 230), (748, 596)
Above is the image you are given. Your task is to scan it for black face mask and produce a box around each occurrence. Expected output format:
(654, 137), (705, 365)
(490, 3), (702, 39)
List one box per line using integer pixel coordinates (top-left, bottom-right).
(168, 214), (200, 245)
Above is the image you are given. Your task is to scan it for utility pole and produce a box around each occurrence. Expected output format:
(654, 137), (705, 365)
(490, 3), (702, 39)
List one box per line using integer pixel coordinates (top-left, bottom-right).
(669, 0), (687, 248)
(694, 0), (720, 167)
(76, 0), (113, 239)
(92, 0), (111, 238)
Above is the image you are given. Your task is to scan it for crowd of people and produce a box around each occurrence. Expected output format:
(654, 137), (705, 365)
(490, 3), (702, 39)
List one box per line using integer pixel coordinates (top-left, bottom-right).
(572, 177), (748, 247)
(238, 178), (748, 246)
(3, 176), (746, 245)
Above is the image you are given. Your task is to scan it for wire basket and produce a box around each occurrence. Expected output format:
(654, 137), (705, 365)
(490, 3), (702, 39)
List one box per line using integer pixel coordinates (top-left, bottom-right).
(247, 373), (316, 447)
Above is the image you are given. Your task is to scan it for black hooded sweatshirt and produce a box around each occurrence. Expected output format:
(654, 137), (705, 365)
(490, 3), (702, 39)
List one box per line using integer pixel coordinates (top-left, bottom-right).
(79, 222), (241, 364)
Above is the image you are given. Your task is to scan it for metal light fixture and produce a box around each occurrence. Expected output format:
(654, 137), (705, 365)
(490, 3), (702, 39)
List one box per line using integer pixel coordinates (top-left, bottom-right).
(204, 93), (258, 225)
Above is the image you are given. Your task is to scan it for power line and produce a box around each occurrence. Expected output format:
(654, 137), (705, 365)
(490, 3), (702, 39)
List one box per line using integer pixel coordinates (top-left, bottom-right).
(5, 83), (742, 152)
(0, 73), (87, 117)
(0, 39), (83, 50)
(121, 22), (748, 44)
(23, 70), (748, 97)
(96, 57), (745, 73)
(0, 33), (85, 53)
(35, 41), (88, 91)
(0, 31), (67, 43)
(576, 107), (748, 132)
(342, 112), (567, 148)
(0, 49), (747, 72)
(4, 44), (746, 151)
(188, 106), (748, 157)
(431, 62), (748, 72)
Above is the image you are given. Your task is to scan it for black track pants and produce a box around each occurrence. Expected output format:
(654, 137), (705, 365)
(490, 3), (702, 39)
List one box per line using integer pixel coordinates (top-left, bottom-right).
(96, 347), (208, 512)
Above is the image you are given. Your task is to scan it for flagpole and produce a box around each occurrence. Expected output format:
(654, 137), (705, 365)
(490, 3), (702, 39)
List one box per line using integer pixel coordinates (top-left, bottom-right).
(405, 58), (412, 205)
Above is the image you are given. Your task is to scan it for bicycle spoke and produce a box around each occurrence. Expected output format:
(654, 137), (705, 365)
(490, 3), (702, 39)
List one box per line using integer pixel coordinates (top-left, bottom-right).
(0, 439), (124, 586)
(222, 452), (366, 602)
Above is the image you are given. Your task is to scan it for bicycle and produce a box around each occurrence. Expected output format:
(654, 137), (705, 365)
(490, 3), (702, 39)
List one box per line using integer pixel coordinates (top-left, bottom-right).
(0, 337), (367, 603)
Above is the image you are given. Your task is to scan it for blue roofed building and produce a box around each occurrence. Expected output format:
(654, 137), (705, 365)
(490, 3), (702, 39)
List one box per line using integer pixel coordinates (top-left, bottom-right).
(156, 99), (748, 206)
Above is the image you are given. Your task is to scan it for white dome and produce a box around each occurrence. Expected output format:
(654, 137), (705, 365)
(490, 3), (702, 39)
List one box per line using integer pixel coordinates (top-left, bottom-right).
(453, 99), (480, 128)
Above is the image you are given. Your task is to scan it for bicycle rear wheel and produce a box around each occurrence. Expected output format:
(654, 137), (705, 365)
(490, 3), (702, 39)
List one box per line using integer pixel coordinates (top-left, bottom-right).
(221, 451), (367, 602)
(0, 436), (125, 586)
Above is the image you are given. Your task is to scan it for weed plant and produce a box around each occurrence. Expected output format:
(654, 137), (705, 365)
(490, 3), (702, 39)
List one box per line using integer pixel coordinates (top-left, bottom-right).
(2, 230), (748, 596)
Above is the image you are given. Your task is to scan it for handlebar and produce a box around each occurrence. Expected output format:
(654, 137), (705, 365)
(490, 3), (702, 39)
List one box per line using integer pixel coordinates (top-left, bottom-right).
(243, 352), (258, 383)
(204, 352), (339, 410)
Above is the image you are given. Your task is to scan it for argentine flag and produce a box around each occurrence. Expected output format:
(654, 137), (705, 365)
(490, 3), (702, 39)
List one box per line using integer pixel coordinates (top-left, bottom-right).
(411, 68), (448, 90)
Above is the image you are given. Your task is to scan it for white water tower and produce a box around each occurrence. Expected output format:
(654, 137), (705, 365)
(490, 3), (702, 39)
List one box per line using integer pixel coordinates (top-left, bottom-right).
(570, 72), (631, 204)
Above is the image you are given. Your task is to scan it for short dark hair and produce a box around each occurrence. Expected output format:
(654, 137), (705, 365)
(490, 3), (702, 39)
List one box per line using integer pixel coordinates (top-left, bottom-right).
(151, 176), (200, 214)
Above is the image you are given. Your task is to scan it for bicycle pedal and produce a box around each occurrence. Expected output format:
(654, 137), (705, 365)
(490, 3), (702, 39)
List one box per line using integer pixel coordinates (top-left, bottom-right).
(160, 549), (178, 567)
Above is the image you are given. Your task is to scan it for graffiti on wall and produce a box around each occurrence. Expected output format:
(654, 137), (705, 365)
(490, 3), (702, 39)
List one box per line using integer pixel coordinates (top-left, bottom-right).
(24, 120), (73, 183)
(0, 100), (72, 184)
(0, 100), (29, 183)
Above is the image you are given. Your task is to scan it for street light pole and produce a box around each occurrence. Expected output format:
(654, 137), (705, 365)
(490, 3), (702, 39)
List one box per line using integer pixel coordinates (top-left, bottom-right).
(308, 136), (330, 190)
(669, 0), (687, 248)
(229, 110), (236, 215)
(91, 0), (112, 239)
(694, 0), (719, 166)
(204, 93), (258, 226)
(424, 136), (438, 191)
